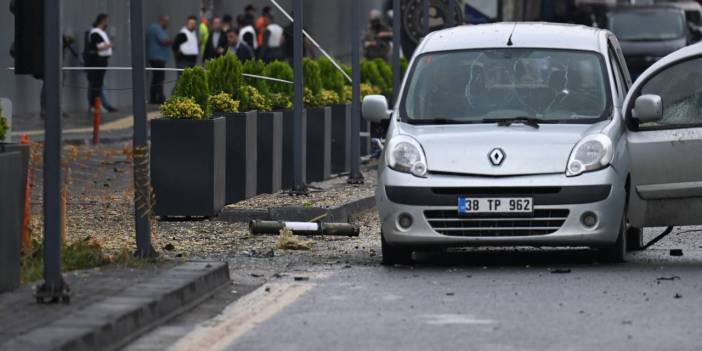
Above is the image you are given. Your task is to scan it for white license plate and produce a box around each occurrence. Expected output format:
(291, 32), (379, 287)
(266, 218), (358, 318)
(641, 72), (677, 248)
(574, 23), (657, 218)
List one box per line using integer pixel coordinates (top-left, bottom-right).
(458, 197), (533, 214)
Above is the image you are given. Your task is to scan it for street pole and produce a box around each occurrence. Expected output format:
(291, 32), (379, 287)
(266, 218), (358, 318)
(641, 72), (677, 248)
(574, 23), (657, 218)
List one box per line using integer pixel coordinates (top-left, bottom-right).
(446, 0), (455, 27)
(423, 0), (430, 35)
(292, 0), (307, 194)
(37, 0), (69, 303)
(348, 0), (364, 184)
(392, 0), (401, 103)
(130, 0), (156, 258)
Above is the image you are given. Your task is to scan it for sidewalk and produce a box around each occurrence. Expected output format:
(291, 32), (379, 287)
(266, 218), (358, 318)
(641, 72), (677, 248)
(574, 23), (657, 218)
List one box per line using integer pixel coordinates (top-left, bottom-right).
(0, 261), (230, 351)
(10, 106), (162, 144)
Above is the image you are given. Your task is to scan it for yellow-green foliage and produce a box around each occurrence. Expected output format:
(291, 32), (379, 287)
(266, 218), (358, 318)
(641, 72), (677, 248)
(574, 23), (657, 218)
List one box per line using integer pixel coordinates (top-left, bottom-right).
(318, 89), (341, 106)
(304, 87), (320, 107)
(173, 66), (210, 113)
(209, 92), (240, 113)
(0, 106), (7, 140)
(161, 97), (206, 119)
(342, 83), (381, 103)
(269, 93), (292, 110)
(245, 85), (273, 111)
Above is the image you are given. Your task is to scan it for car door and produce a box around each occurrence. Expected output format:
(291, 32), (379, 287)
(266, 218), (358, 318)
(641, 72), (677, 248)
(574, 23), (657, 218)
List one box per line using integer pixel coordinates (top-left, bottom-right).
(624, 43), (702, 227)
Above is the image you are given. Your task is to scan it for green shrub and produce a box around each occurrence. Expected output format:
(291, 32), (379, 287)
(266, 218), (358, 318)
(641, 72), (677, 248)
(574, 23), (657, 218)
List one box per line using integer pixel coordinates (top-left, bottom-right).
(318, 89), (341, 106)
(269, 93), (292, 110)
(401, 57), (409, 76)
(341, 64), (352, 86)
(373, 58), (394, 97)
(207, 53), (245, 101)
(361, 60), (390, 98)
(263, 61), (294, 97)
(317, 57), (346, 98)
(161, 96), (206, 119)
(303, 58), (323, 95)
(244, 85), (273, 111)
(243, 59), (270, 96)
(173, 66), (210, 113)
(208, 92), (240, 113)
(0, 106), (7, 141)
(341, 83), (382, 103)
(303, 87), (320, 107)
(22, 237), (106, 284)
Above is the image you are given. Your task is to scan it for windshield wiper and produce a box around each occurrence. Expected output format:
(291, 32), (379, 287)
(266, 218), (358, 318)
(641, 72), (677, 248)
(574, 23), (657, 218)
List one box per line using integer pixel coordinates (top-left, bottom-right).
(407, 118), (478, 125)
(483, 117), (549, 129)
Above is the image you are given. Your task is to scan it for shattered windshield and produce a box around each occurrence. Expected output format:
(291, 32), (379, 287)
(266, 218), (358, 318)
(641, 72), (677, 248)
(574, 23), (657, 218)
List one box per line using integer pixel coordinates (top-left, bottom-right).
(401, 49), (611, 124)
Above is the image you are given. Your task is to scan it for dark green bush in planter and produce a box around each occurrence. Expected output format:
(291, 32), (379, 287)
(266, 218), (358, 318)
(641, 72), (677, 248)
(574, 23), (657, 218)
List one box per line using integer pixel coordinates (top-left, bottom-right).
(151, 97), (225, 217)
(1, 109), (29, 292)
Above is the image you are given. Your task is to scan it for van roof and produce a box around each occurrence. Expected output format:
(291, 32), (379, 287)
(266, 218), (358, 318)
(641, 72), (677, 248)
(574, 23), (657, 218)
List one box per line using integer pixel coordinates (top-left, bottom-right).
(417, 22), (609, 54)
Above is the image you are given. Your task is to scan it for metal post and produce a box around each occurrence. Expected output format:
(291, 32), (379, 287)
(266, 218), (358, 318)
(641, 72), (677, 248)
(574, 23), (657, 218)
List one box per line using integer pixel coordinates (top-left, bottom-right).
(37, 0), (69, 303)
(446, 0), (455, 27)
(130, 0), (156, 258)
(392, 0), (401, 103)
(497, 0), (504, 22)
(423, 0), (430, 35)
(292, 0), (307, 193)
(348, 0), (364, 184)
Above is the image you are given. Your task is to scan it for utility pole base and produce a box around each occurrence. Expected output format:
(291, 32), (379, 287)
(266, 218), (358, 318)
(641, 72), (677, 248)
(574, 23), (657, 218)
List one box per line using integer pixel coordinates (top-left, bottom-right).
(134, 246), (159, 259)
(347, 174), (365, 185)
(35, 279), (71, 304)
(289, 185), (309, 196)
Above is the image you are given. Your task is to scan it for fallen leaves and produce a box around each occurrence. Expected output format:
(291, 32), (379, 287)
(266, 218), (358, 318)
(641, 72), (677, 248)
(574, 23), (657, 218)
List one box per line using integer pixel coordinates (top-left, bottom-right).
(276, 228), (315, 251)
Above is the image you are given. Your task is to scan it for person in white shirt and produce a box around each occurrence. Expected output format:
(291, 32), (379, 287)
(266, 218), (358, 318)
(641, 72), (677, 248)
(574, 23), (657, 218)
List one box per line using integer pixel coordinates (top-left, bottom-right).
(172, 16), (199, 74)
(85, 13), (117, 112)
(260, 14), (285, 63)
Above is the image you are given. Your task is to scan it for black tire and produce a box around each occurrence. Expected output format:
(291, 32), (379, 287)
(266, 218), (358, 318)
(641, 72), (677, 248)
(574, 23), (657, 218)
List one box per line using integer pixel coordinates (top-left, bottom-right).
(381, 232), (413, 265)
(599, 214), (627, 263)
(626, 227), (645, 251)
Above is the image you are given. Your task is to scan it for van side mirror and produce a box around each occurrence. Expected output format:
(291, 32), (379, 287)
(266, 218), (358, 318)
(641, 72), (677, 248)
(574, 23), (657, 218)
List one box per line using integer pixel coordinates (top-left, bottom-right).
(633, 94), (663, 123)
(362, 95), (391, 122)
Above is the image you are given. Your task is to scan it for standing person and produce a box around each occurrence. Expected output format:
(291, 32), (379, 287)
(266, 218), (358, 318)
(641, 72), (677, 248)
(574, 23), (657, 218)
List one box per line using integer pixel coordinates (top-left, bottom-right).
(237, 14), (258, 53)
(222, 14), (234, 32)
(173, 16), (199, 74)
(245, 4), (257, 22)
(362, 10), (393, 61)
(85, 13), (117, 113)
(203, 16), (227, 62)
(255, 6), (271, 49)
(260, 14), (285, 62)
(226, 29), (254, 62)
(146, 15), (172, 104)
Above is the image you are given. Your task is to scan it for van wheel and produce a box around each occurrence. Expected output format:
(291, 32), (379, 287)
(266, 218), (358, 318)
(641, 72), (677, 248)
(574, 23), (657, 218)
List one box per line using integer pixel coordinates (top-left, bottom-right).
(381, 232), (413, 266)
(626, 227), (644, 251)
(599, 214), (627, 263)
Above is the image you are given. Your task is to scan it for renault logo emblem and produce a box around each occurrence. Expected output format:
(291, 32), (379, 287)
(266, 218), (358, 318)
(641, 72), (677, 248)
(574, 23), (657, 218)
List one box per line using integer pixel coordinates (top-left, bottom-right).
(489, 148), (505, 166)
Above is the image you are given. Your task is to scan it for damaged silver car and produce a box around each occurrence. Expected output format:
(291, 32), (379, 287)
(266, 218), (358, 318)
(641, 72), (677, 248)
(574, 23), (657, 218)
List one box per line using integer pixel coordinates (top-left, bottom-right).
(364, 22), (702, 264)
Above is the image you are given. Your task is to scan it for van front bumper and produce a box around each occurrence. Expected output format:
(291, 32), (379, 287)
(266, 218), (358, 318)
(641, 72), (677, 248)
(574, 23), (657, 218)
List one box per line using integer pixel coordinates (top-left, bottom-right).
(377, 167), (627, 248)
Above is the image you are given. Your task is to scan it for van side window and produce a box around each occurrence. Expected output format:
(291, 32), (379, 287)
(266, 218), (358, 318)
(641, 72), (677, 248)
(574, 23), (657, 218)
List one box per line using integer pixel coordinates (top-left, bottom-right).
(639, 56), (702, 128)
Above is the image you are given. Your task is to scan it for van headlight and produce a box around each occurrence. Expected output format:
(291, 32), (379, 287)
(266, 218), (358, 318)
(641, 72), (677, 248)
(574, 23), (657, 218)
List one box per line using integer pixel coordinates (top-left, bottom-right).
(566, 134), (614, 177)
(386, 135), (428, 178)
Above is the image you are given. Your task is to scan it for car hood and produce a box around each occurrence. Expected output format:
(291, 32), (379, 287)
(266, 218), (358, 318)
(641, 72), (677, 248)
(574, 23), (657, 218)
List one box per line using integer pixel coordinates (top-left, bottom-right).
(619, 37), (687, 58)
(396, 122), (608, 176)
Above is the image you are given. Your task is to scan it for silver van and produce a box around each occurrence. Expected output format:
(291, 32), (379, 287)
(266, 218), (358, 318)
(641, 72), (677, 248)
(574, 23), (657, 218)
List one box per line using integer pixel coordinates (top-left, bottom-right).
(363, 23), (702, 264)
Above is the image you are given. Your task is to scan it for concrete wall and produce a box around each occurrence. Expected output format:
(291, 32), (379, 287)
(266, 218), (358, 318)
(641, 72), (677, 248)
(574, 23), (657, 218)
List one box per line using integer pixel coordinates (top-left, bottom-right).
(0, 0), (200, 115)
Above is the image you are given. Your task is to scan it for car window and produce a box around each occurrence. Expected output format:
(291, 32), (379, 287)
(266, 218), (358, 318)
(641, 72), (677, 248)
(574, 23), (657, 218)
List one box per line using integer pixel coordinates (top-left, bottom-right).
(639, 56), (702, 128)
(609, 9), (686, 41)
(401, 49), (611, 124)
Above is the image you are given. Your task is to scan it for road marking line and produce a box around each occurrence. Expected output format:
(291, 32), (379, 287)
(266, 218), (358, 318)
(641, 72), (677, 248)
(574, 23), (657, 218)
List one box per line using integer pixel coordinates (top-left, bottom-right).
(11, 111), (161, 137)
(169, 282), (314, 351)
(422, 314), (497, 326)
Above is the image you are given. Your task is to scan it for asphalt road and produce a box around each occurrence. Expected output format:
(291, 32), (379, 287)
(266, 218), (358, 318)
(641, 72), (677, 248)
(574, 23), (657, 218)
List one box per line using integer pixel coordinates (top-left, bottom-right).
(126, 226), (702, 351)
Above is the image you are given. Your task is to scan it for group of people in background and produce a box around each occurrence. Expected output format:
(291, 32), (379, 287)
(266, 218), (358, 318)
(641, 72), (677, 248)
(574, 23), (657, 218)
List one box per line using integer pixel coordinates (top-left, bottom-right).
(146, 4), (290, 104)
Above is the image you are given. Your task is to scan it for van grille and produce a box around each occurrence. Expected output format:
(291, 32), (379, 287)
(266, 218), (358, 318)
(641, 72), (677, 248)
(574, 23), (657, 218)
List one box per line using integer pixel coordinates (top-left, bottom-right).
(424, 209), (570, 237)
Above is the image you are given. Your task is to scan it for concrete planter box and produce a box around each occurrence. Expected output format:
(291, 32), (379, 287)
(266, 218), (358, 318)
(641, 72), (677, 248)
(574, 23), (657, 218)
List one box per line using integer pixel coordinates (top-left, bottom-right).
(306, 107), (332, 183)
(330, 104), (351, 175)
(280, 109), (307, 190)
(151, 118), (226, 218)
(0, 143), (29, 293)
(220, 111), (257, 204)
(256, 111), (283, 194)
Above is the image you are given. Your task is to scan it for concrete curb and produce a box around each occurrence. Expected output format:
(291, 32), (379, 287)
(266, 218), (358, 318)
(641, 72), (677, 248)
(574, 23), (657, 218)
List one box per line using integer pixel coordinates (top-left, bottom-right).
(2, 261), (230, 351)
(217, 195), (376, 223)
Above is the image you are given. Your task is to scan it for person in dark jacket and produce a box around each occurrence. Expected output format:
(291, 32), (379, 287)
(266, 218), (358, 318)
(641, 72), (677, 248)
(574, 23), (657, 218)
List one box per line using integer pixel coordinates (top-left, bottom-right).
(226, 29), (254, 62)
(202, 16), (227, 62)
(172, 16), (199, 74)
(85, 13), (117, 112)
